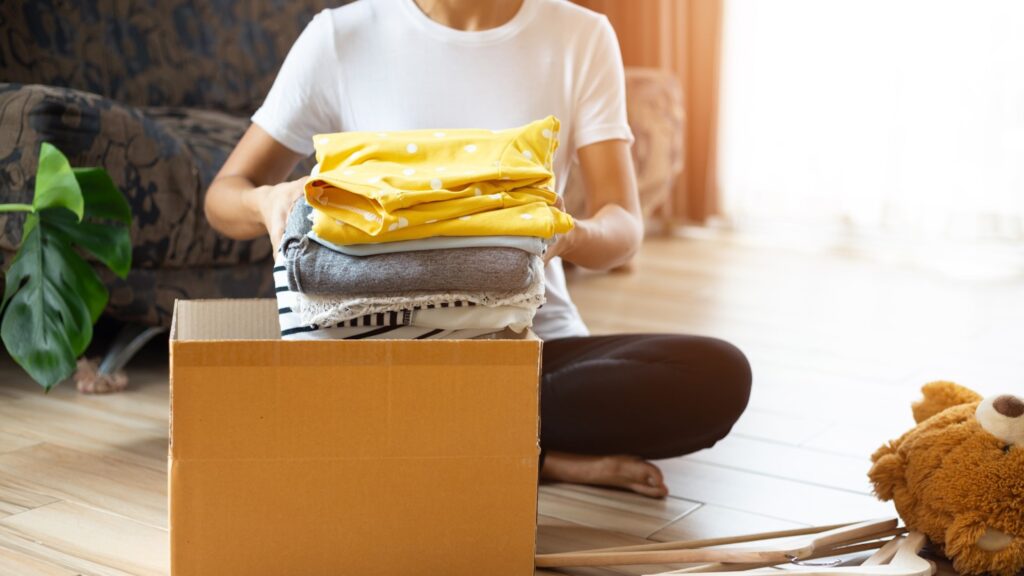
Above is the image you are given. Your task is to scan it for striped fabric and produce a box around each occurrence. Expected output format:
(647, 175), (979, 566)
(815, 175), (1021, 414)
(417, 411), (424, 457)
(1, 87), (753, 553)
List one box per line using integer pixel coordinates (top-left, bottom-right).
(273, 264), (498, 341)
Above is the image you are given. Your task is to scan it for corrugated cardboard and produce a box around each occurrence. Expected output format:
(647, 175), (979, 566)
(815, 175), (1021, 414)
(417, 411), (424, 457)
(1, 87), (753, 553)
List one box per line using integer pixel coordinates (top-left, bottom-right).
(169, 299), (541, 575)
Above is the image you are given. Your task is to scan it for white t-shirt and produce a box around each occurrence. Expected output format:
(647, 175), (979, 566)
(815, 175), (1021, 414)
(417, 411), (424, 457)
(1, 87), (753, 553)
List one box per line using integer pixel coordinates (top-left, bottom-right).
(252, 0), (634, 340)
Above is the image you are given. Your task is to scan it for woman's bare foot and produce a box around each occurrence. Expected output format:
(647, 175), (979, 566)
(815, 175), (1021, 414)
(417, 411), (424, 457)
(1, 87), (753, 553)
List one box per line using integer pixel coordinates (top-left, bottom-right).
(540, 451), (669, 498)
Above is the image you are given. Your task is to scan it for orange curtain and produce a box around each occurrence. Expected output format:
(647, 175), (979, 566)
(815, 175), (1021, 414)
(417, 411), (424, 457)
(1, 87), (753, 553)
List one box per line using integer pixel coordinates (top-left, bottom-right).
(573, 0), (724, 223)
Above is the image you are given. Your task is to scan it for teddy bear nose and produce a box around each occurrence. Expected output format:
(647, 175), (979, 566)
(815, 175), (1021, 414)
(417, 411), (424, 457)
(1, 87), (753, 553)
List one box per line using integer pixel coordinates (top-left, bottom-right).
(993, 395), (1024, 418)
(976, 394), (1024, 445)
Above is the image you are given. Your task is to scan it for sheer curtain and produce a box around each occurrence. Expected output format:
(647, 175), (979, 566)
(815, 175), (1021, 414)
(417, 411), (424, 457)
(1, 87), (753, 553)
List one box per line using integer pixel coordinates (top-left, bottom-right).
(718, 0), (1024, 245)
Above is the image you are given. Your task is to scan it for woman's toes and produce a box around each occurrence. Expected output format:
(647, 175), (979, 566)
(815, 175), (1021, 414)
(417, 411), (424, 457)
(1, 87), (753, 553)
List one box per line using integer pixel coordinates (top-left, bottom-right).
(628, 481), (670, 498)
(641, 461), (665, 488)
(607, 456), (669, 498)
(539, 452), (670, 498)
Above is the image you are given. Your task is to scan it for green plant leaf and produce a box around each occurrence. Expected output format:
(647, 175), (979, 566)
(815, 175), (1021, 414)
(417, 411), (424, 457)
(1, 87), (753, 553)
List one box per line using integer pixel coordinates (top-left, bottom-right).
(0, 144), (132, 390)
(33, 143), (84, 220)
(72, 168), (131, 225)
(46, 205), (132, 279)
(42, 168), (133, 278)
(46, 232), (108, 328)
(1, 213), (86, 390)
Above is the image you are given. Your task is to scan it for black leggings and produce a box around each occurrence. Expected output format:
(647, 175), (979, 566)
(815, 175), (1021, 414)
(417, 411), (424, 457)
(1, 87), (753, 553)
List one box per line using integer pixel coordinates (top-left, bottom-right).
(540, 334), (752, 461)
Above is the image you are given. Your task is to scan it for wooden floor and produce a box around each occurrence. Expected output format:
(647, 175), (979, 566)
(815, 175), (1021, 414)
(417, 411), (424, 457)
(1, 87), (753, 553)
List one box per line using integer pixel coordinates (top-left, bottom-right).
(2, 234), (1021, 575)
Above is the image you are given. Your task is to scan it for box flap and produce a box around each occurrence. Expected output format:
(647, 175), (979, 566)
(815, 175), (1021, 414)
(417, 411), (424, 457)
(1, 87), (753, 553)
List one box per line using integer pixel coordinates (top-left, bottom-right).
(171, 299), (281, 341)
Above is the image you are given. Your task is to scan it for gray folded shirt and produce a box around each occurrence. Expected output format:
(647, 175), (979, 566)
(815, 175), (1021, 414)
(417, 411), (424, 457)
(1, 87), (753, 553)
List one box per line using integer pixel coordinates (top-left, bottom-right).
(281, 200), (535, 295)
(309, 231), (548, 257)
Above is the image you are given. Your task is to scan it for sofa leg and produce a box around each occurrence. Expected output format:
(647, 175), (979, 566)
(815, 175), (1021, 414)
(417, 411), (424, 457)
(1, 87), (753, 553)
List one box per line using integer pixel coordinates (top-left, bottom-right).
(75, 324), (167, 394)
(98, 324), (168, 376)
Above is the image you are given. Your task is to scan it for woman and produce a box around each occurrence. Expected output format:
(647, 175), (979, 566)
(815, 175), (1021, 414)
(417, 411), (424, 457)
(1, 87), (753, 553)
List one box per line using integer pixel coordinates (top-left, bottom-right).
(205, 0), (751, 498)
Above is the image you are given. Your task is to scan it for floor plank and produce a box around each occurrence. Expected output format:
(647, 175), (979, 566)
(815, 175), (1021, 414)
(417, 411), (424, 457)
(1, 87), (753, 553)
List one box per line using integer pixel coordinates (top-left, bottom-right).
(0, 524), (138, 576)
(536, 514), (681, 576)
(729, 409), (831, 447)
(0, 476), (60, 519)
(538, 483), (700, 538)
(683, 436), (875, 494)
(650, 504), (807, 542)
(0, 443), (167, 529)
(0, 396), (167, 472)
(0, 430), (39, 455)
(0, 543), (82, 576)
(0, 501), (167, 576)
(652, 458), (895, 526)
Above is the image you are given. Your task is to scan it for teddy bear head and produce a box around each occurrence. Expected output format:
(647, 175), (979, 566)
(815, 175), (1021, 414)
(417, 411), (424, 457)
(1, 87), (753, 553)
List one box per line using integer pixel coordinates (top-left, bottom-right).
(869, 381), (1024, 576)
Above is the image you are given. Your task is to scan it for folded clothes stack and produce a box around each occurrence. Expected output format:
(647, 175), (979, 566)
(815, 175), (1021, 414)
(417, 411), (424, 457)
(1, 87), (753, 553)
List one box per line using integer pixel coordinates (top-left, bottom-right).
(275, 116), (574, 340)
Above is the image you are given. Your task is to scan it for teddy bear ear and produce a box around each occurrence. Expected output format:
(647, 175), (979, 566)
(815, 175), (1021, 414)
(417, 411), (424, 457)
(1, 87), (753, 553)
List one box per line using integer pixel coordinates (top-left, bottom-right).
(912, 381), (983, 424)
(868, 444), (905, 501)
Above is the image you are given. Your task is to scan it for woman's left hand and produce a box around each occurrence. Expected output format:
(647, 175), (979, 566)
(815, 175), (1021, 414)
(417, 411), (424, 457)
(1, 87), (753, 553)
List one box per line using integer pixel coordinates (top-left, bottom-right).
(545, 196), (577, 263)
(544, 140), (642, 270)
(544, 230), (576, 264)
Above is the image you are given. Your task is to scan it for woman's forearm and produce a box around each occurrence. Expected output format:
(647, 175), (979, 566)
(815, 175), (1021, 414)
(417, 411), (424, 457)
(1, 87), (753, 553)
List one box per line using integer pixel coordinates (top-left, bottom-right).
(561, 203), (644, 270)
(205, 175), (270, 240)
(204, 124), (306, 242)
(562, 140), (644, 270)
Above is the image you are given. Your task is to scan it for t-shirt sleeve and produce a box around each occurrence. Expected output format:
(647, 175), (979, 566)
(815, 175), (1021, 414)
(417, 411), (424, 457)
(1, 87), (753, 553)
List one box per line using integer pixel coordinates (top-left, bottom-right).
(251, 11), (339, 156)
(573, 16), (635, 151)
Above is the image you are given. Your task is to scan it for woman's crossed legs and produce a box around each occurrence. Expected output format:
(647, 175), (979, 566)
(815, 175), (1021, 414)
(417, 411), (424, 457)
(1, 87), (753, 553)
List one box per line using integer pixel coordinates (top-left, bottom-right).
(539, 333), (752, 498)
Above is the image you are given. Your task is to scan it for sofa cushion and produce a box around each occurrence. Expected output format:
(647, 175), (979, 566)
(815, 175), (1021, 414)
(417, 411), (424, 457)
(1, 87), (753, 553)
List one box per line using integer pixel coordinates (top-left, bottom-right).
(0, 82), (275, 269)
(98, 262), (275, 328)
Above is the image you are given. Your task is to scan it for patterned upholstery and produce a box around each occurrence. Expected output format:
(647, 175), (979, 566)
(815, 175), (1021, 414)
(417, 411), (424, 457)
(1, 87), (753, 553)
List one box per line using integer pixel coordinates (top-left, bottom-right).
(0, 1), (682, 328)
(0, 1), (333, 327)
(0, 0), (339, 113)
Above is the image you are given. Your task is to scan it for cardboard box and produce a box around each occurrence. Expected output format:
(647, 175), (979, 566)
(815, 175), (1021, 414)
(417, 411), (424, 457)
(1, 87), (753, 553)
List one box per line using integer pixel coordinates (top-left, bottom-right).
(169, 299), (541, 575)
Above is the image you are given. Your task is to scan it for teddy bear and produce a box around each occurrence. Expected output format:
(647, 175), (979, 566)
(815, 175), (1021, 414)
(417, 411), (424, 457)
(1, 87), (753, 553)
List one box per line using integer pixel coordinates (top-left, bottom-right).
(869, 381), (1024, 576)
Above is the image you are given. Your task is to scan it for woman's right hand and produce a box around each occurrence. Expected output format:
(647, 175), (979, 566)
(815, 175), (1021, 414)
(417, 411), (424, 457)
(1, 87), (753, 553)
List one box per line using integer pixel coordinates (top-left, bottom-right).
(205, 124), (307, 249)
(255, 176), (307, 254)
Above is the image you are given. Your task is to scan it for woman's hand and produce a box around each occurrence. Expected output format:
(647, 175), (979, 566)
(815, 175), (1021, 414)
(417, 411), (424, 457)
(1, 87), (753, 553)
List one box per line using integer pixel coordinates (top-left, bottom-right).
(205, 124), (306, 247)
(554, 140), (643, 270)
(544, 229), (577, 264)
(254, 177), (307, 253)
(544, 195), (577, 263)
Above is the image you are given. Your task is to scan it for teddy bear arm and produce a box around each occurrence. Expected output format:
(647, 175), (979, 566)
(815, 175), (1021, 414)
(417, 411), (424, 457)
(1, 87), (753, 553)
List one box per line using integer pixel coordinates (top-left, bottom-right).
(867, 446), (904, 501)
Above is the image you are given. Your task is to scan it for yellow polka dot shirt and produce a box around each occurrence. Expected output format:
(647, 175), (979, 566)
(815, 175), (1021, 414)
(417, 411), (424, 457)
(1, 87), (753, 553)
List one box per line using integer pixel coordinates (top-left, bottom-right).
(305, 116), (574, 244)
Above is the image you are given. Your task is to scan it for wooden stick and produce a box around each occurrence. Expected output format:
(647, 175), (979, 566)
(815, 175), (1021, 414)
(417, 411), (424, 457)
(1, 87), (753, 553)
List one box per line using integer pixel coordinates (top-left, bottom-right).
(862, 537), (903, 566)
(558, 522), (854, 555)
(888, 533), (933, 573)
(645, 534), (934, 576)
(598, 529), (902, 573)
(791, 520), (900, 560)
(664, 539), (891, 574)
(535, 518), (899, 569)
(665, 533), (904, 574)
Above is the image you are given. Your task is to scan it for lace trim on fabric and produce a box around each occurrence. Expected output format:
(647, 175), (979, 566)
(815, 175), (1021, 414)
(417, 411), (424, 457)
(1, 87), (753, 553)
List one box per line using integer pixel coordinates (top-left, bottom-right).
(295, 256), (546, 326)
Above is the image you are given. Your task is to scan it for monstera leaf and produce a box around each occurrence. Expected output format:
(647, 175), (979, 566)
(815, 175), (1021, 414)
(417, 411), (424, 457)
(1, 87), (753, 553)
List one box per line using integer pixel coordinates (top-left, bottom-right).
(0, 143), (132, 390)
